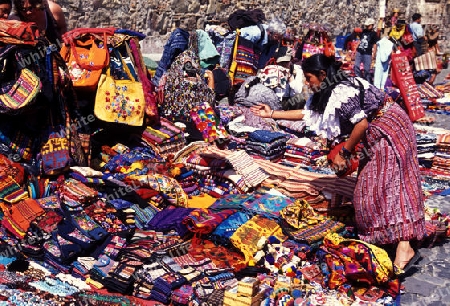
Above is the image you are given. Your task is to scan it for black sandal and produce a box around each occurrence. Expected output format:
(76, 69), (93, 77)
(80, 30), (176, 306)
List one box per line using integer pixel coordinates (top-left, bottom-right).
(394, 250), (422, 277)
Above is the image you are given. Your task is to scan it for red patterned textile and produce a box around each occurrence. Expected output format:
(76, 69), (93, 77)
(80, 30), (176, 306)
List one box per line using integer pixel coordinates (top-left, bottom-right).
(354, 103), (425, 244)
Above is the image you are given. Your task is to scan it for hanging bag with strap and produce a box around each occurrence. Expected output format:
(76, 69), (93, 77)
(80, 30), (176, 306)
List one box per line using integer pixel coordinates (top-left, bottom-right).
(0, 45), (42, 114)
(60, 28), (115, 90)
(40, 101), (74, 176)
(229, 30), (258, 86)
(400, 25), (414, 46)
(94, 44), (146, 126)
(159, 31), (215, 122)
(128, 37), (159, 124)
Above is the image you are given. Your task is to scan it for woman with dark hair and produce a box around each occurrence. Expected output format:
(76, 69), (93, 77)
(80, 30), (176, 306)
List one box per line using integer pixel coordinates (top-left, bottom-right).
(9, 0), (66, 45)
(426, 25), (442, 55)
(250, 53), (425, 275)
(0, 0), (12, 19)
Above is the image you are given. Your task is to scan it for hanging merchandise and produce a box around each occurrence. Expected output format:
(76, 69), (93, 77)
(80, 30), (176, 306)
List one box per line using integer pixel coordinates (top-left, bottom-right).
(301, 28), (335, 60)
(190, 102), (228, 143)
(40, 124), (72, 176)
(158, 31), (215, 122)
(109, 31), (159, 124)
(400, 25), (414, 46)
(94, 65), (146, 126)
(60, 28), (115, 91)
(0, 68), (41, 114)
(0, 46), (42, 115)
(414, 51), (438, 71)
(229, 30), (258, 86)
(390, 52), (425, 121)
(128, 37), (159, 124)
(389, 24), (405, 41)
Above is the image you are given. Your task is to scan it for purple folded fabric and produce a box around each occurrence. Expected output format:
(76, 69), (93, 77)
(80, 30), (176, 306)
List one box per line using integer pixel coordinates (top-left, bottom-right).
(182, 208), (236, 234)
(146, 207), (194, 236)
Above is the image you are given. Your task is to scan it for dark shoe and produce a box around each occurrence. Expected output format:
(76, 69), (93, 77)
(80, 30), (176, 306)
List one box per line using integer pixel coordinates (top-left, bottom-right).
(394, 250), (422, 277)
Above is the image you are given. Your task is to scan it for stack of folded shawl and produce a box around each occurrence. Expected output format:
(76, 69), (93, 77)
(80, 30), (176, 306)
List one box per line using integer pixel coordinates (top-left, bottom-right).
(432, 133), (450, 175)
(197, 175), (241, 197)
(140, 118), (186, 157)
(417, 81), (445, 99)
(245, 130), (289, 161)
(416, 132), (437, 168)
(284, 138), (328, 166)
(175, 169), (201, 196)
(184, 152), (228, 176)
(133, 262), (169, 300)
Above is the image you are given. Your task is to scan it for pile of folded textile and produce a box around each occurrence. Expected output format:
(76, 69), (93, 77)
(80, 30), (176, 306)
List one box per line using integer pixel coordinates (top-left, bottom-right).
(245, 130), (289, 162)
(284, 138), (328, 166)
(141, 118), (186, 157)
(432, 133), (450, 175)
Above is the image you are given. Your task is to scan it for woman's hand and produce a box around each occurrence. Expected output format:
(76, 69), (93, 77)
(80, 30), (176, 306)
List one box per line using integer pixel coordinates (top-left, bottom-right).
(332, 153), (349, 176)
(250, 103), (272, 118)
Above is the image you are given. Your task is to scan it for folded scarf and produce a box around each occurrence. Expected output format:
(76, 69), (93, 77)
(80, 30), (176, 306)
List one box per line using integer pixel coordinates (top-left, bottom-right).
(182, 208), (236, 234)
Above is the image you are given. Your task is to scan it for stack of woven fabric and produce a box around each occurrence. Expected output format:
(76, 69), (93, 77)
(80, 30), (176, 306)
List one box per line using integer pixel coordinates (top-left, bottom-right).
(416, 81), (443, 109)
(141, 118), (186, 157)
(417, 82), (444, 100)
(245, 130), (289, 162)
(432, 133), (450, 175)
(197, 175), (241, 197)
(176, 169), (201, 196)
(184, 151), (229, 176)
(416, 132), (438, 169)
(284, 138), (328, 166)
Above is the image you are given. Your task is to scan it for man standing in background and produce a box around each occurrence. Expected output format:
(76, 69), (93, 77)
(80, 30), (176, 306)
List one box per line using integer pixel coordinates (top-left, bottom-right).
(354, 18), (379, 82)
(410, 13), (425, 56)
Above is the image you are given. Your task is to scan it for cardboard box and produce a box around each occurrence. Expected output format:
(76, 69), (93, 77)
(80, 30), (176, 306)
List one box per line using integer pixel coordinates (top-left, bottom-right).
(223, 286), (265, 306)
(237, 277), (260, 297)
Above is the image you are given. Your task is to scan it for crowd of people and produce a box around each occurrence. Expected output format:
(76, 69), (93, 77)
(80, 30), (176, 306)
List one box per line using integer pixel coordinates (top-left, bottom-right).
(0, 0), (448, 305)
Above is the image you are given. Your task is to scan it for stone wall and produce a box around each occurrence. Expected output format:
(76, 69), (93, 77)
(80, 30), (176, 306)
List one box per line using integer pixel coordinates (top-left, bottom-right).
(55, 0), (449, 54)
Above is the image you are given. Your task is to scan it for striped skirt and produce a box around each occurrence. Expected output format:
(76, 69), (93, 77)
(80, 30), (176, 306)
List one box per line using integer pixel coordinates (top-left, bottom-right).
(354, 102), (425, 245)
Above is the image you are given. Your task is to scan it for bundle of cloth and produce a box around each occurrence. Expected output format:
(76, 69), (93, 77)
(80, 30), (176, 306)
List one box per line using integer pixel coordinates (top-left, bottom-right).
(245, 130), (290, 162)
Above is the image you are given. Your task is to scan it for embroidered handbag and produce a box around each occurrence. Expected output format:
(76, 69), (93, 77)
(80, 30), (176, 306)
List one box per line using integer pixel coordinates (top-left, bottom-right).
(109, 33), (159, 123)
(159, 31), (215, 122)
(0, 68), (41, 114)
(40, 124), (73, 175)
(60, 29), (113, 90)
(94, 67), (146, 126)
(229, 30), (258, 85)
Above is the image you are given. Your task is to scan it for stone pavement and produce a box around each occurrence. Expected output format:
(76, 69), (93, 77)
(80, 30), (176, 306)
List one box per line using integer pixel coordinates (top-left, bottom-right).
(401, 69), (450, 305)
(401, 195), (450, 305)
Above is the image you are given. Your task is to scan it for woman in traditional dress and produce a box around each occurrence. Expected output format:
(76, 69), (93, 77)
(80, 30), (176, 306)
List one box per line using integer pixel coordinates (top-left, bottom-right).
(250, 53), (425, 274)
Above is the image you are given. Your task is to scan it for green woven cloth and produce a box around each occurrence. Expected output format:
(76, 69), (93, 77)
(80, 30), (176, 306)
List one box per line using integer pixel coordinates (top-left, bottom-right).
(143, 57), (158, 70)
